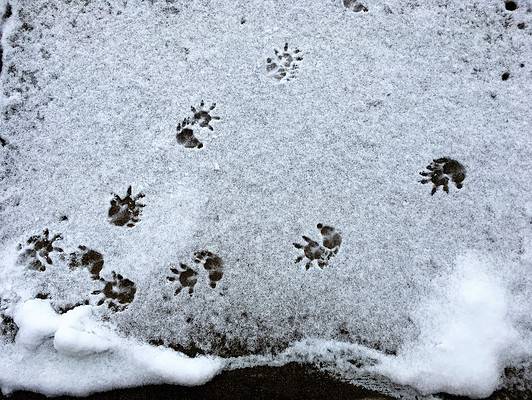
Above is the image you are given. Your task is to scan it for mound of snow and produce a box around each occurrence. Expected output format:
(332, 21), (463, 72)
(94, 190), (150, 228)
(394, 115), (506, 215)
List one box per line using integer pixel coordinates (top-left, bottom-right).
(373, 252), (529, 398)
(1, 299), (223, 396)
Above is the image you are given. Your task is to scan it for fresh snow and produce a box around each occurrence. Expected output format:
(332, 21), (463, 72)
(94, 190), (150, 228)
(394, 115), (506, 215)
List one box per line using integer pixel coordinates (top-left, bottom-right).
(1, 0), (531, 398)
(372, 252), (527, 398)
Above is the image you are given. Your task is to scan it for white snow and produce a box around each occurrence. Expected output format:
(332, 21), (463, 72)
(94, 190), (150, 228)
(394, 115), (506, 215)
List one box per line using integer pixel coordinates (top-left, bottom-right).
(1, 299), (223, 396)
(53, 305), (115, 357)
(1, 0), (531, 398)
(372, 252), (529, 398)
(13, 299), (60, 349)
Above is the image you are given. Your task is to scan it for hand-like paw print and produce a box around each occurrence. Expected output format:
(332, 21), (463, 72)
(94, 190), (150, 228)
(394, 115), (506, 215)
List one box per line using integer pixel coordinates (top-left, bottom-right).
(419, 157), (466, 195)
(108, 186), (145, 227)
(92, 271), (136, 311)
(68, 246), (104, 280)
(16, 229), (64, 271)
(266, 43), (303, 82)
(190, 101), (220, 131)
(193, 250), (224, 288)
(176, 118), (203, 149)
(343, 0), (368, 12)
(166, 263), (198, 295)
(293, 224), (342, 270)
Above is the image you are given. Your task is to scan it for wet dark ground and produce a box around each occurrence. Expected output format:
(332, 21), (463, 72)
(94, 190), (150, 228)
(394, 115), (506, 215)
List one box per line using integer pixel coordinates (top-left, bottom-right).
(0, 363), (388, 400)
(0, 363), (529, 400)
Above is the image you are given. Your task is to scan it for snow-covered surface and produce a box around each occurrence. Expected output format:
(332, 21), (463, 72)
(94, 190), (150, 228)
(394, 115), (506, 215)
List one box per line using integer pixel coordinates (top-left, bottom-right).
(372, 252), (526, 398)
(1, 299), (223, 396)
(0, 0), (531, 398)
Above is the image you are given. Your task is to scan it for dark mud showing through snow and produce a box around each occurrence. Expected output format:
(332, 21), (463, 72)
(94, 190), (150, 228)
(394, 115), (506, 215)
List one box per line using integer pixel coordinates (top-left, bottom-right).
(0, 363), (528, 400)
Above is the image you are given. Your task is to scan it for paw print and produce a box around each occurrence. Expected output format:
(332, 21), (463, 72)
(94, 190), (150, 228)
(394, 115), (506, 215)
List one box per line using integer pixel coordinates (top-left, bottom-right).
(166, 263), (198, 295)
(190, 101), (220, 131)
(92, 271), (136, 311)
(293, 224), (342, 270)
(166, 251), (224, 295)
(108, 186), (145, 227)
(419, 157), (466, 195)
(0, 314), (18, 342)
(175, 100), (220, 149)
(176, 118), (203, 149)
(266, 43), (303, 82)
(67, 246), (104, 280)
(193, 250), (224, 288)
(16, 229), (63, 271)
(343, 0), (368, 12)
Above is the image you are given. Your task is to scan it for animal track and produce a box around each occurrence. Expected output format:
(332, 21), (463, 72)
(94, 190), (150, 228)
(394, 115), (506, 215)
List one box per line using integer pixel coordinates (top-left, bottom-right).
(190, 101), (220, 131)
(293, 224), (342, 270)
(176, 118), (203, 149)
(67, 246), (104, 280)
(419, 157), (466, 195)
(92, 271), (136, 311)
(16, 229), (64, 271)
(0, 314), (17, 342)
(108, 186), (145, 227)
(176, 100), (220, 149)
(194, 250), (224, 288)
(266, 43), (303, 82)
(166, 251), (224, 295)
(343, 0), (368, 12)
(166, 263), (198, 295)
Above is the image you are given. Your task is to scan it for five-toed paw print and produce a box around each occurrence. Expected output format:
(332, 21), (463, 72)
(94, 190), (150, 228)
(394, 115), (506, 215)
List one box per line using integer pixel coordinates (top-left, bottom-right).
(266, 43), (303, 82)
(166, 263), (198, 295)
(190, 101), (220, 131)
(92, 271), (136, 311)
(193, 250), (224, 288)
(176, 117), (203, 149)
(108, 186), (145, 227)
(343, 0), (368, 12)
(293, 224), (342, 270)
(419, 157), (466, 195)
(16, 229), (64, 271)
(67, 246), (104, 280)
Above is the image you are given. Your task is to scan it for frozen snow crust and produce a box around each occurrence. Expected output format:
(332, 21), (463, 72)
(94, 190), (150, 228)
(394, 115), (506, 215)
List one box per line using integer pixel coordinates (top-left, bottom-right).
(1, 0), (531, 398)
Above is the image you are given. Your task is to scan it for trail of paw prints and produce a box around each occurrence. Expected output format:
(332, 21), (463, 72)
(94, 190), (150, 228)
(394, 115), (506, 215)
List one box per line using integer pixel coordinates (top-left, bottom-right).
(166, 250), (224, 295)
(419, 157), (466, 195)
(266, 43), (303, 82)
(293, 224), (342, 270)
(343, 0), (368, 12)
(15, 231), (135, 312)
(175, 100), (220, 150)
(108, 186), (145, 227)
(16, 229), (64, 271)
(91, 271), (136, 312)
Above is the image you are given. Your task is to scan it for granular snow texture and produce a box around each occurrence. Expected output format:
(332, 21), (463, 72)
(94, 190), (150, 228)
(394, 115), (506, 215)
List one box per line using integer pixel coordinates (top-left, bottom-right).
(0, 0), (531, 398)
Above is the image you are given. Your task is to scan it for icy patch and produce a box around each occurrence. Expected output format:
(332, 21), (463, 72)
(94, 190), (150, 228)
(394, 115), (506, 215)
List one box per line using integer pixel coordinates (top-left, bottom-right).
(1, 299), (223, 396)
(372, 252), (529, 398)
